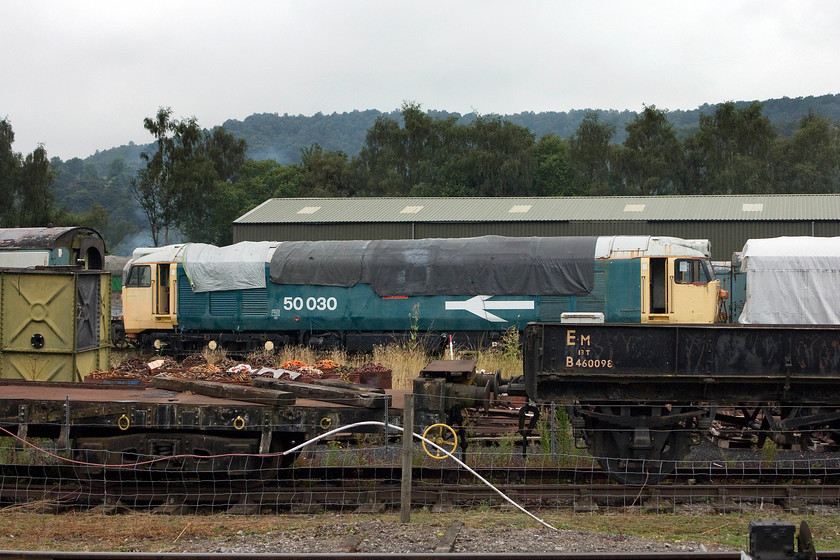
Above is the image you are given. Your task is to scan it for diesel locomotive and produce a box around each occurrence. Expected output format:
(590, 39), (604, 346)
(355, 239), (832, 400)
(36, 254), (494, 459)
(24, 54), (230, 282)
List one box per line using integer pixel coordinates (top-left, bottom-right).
(120, 235), (722, 353)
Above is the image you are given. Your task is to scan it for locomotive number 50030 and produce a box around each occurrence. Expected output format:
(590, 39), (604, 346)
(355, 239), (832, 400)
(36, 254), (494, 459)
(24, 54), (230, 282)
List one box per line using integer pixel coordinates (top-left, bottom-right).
(283, 296), (338, 311)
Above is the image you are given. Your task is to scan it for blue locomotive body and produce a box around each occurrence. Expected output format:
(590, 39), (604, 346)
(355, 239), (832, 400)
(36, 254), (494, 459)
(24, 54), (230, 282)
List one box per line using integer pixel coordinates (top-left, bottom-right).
(122, 235), (719, 353)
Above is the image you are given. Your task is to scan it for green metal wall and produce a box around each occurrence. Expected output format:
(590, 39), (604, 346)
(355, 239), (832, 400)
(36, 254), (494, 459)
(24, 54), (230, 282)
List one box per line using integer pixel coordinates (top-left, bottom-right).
(0, 269), (110, 381)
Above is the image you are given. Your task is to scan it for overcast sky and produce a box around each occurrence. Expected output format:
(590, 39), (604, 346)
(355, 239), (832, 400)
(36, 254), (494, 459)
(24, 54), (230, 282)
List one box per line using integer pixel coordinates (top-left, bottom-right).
(2, 0), (839, 161)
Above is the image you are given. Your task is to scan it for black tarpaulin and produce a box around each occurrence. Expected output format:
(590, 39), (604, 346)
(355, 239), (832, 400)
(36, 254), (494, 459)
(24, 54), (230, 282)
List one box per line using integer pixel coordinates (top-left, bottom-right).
(269, 236), (597, 296)
(269, 239), (371, 288)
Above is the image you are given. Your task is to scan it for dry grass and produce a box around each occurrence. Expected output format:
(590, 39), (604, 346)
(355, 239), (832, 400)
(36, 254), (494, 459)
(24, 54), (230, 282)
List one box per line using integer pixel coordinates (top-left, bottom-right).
(0, 510), (838, 552)
(252, 343), (523, 390)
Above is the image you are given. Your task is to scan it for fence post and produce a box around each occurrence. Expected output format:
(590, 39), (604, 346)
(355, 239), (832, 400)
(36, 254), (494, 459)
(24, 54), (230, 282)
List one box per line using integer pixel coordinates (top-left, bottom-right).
(383, 393), (390, 452)
(400, 393), (414, 523)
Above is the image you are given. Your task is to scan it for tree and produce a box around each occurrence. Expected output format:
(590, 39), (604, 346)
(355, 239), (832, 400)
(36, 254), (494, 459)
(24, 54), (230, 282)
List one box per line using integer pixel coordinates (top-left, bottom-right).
(167, 116), (216, 243)
(684, 101), (777, 194)
(236, 158), (302, 199)
(204, 126), (248, 183)
(131, 108), (248, 245)
(54, 202), (110, 237)
(0, 118), (56, 227)
(353, 102), (462, 196)
(354, 114), (406, 195)
(456, 115), (535, 196)
(353, 102), (539, 197)
(531, 133), (572, 196)
(209, 159), (303, 246)
(567, 111), (617, 195)
(0, 119), (19, 226)
(16, 146), (56, 226)
(131, 108), (177, 246)
(300, 144), (352, 196)
(772, 111), (840, 193)
(617, 105), (684, 195)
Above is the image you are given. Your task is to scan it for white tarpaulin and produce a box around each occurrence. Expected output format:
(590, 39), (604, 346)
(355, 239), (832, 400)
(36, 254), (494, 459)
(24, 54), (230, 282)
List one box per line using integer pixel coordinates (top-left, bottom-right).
(739, 236), (840, 325)
(128, 242), (277, 293)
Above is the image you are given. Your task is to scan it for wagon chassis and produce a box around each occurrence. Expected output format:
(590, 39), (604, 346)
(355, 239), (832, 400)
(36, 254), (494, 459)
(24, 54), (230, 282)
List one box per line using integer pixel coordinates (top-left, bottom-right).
(525, 323), (840, 484)
(0, 379), (399, 477)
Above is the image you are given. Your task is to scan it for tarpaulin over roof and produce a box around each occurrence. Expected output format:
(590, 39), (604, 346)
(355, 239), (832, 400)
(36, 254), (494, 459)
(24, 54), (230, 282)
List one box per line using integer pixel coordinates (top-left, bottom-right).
(269, 236), (597, 297)
(739, 236), (840, 325)
(129, 241), (277, 293)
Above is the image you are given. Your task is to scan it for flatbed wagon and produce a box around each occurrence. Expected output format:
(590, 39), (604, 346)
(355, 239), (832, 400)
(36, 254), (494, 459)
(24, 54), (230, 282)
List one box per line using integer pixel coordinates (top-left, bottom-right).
(0, 378), (402, 474)
(524, 322), (840, 483)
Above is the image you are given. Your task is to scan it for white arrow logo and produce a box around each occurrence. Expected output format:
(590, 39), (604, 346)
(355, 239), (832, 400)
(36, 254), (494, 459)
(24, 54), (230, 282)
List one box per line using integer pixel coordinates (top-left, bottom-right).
(445, 295), (535, 322)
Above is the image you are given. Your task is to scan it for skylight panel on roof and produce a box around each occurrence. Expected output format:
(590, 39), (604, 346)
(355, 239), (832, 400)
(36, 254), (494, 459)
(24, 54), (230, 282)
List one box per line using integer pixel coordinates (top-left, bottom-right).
(297, 206), (321, 214)
(400, 205), (424, 214)
(742, 203), (764, 212)
(508, 205), (532, 213)
(623, 204), (646, 212)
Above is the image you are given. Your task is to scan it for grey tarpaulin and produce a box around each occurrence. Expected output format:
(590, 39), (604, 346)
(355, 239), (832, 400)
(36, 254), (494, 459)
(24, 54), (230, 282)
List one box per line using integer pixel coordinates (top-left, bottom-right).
(181, 242), (277, 292)
(269, 236), (597, 296)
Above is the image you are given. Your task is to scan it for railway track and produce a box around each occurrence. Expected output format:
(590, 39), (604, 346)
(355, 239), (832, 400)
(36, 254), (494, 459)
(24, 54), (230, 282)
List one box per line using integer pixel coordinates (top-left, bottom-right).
(3, 464), (839, 514)
(9, 462), (840, 484)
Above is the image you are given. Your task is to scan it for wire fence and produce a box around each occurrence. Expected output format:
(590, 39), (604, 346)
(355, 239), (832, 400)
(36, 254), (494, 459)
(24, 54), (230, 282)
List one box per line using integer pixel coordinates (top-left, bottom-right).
(2, 417), (840, 519)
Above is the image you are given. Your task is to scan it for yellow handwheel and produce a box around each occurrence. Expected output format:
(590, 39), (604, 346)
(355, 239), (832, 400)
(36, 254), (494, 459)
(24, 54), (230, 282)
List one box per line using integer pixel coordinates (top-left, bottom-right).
(422, 423), (458, 459)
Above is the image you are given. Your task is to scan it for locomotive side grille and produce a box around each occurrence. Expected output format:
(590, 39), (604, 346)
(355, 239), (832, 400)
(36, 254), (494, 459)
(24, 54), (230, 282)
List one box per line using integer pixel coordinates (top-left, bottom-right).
(178, 280), (207, 315)
(578, 268), (607, 312)
(209, 292), (237, 316)
(538, 296), (567, 321)
(241, 288), (268, 316)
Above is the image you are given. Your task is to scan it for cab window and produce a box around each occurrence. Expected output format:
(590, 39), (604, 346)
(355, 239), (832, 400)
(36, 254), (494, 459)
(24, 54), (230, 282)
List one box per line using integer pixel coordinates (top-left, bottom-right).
(674, 259), (712, 284)
(125, 265), (152, 287)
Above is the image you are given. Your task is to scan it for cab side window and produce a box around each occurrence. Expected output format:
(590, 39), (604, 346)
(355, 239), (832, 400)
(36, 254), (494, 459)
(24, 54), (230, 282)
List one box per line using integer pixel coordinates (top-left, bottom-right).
(674, 259), (711, 284)
(126, 265), (151, 288)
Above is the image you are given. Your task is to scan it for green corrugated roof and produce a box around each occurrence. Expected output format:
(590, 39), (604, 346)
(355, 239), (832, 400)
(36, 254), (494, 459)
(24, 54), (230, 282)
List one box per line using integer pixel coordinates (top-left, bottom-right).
(234, 195), (840, 224)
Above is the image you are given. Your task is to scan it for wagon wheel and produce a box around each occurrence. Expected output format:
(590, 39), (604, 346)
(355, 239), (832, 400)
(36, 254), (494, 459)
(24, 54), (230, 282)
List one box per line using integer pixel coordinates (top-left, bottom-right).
(588, 406), (691, 485)
(422, 423), (458, 459)
(798, 520), (817, 560)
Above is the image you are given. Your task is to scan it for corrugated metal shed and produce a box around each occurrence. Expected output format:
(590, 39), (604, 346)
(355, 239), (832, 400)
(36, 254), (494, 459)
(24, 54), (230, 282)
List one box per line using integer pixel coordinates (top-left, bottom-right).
(235, 195), (840, 224)
(232, 195), (840, 261)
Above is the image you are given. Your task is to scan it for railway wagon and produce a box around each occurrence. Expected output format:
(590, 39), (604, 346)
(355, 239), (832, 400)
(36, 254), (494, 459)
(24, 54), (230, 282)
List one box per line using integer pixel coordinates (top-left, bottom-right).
(0, 374), (400, 477)
(523, 321), (840, 484)
(0, 267), (111, 381)
(122, 235), (721, 353)
(0, 227), (105, 270)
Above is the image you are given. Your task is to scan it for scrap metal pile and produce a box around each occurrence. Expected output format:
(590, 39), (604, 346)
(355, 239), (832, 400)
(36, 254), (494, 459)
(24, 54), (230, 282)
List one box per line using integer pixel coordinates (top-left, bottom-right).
(87, 354), (392, 388)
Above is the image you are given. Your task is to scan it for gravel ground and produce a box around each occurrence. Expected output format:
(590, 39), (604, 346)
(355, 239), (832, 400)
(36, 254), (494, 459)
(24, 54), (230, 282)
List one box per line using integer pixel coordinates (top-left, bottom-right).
(178, 519), (732, 554)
